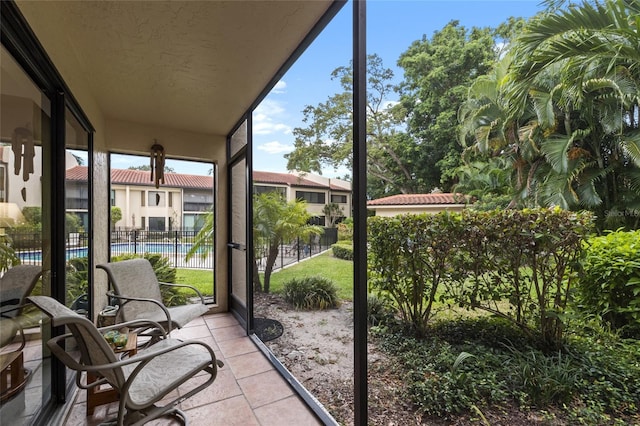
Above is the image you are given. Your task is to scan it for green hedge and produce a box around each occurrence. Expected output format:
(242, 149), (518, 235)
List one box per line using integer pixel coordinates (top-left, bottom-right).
(578, 230), (640, 337)
(368, 208), (593, 347)
(331, 242), (353, 260)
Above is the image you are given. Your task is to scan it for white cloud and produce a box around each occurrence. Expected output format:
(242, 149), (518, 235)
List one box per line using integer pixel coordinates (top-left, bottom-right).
(257, 141), (293, 154)
(383, 100), (399, 109)
(272, 80), (287, 94)
(253, 99), (292, 135)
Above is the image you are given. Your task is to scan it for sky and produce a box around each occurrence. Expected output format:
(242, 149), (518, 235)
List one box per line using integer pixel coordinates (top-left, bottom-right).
(112, 0), (546, 177)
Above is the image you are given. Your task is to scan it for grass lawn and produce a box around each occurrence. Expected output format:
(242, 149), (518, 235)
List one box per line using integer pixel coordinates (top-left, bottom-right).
(263, 250), (354, 300)
(174, 250), (353, 299)
(175, 268), (215, 297)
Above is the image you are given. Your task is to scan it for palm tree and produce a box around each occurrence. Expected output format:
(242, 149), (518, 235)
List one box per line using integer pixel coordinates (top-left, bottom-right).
(461, 0), (640, 228)
(252, 192), (323, 293)
(507, 0), (640, 225)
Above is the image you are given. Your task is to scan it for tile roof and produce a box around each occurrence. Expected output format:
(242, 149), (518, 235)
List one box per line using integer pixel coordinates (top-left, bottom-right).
(253, 171), (327, 189)
(367, 193), (467, 206)
(67, 167), (349, 192)
(66, 166), (214, 189)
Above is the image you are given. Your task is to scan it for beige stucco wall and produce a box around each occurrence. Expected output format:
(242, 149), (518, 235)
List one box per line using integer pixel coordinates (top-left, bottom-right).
(112, 185), (183, 230)
(13, 2), (229, 314)
(369, 204), (467, 217)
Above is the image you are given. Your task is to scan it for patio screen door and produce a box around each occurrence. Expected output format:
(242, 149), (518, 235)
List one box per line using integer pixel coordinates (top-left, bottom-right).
(228, 119), (251, 329)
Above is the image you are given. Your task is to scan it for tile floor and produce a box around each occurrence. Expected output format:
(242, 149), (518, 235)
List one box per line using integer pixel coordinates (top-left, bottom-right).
(62, 313), (323, 426)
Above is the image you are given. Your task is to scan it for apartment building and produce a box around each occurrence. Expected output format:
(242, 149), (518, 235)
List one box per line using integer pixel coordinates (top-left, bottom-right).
(62, 165), (351, 231)
(253, 170), (352, 226)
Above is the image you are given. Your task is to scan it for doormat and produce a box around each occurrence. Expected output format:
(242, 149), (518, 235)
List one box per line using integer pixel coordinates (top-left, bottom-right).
(253, 318), (284, 342)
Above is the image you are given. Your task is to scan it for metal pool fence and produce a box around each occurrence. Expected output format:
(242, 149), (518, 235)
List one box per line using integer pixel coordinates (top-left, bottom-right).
(14, 227), (338, 272)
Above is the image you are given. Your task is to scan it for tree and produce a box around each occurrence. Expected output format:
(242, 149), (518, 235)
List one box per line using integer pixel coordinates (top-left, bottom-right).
(253, 192), (323, 293)
(322, 203), (344, 228)
(397, 21), (499, 192)
(111, 206), (122, 230)
(185, 211), (214, 262)
(461, 0), (640, 229)
(286, 54), (422, 198)
(65, 213), (84, 233)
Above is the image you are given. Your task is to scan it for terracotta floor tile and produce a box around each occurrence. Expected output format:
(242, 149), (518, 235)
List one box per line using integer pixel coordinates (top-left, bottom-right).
(237, 370), (294, 408)
(184, 395), (260, 426)
(253, 395), (322, 426)
(182, 316), (206, 327)
(211, 324), (246, 342)
(180, 368), (242, 410)
(225, 350), (273, 379)
(217, 336), (258, 358)
(204, 314), (240, 330)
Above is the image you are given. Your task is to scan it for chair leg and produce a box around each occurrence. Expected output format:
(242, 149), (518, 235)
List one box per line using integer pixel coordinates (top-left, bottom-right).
(126, 406), (188, 426)
(0, 351), (29, 403)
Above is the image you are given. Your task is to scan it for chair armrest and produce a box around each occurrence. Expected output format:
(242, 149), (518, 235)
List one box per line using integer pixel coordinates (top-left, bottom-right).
(158, 282), (205, 304)
(106, 290), (173, 332)
(47, 334), (218, 374)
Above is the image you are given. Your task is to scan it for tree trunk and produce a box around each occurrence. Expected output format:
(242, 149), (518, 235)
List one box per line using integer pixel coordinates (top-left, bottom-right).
(262, 244), (280, 293)
(252, 256), (262, 292)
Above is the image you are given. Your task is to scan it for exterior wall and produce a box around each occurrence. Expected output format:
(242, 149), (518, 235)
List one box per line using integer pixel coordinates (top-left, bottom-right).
(14, 2), (229, 313)
(280, 185), (351, 223)
(369, 204), (467, 217)
(112, 184), (184, 230)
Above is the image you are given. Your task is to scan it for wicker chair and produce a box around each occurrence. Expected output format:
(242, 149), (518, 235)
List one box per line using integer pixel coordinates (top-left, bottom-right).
(27, 295), (222, 425)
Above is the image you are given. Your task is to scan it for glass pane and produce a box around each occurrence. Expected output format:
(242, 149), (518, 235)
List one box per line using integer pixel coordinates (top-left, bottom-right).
(0, 45), (52, 423)
(229, 120), (247, 158)
(108, 153), (216, 299)
(65, 110), (89, 313)
(230, 157), (247, 307)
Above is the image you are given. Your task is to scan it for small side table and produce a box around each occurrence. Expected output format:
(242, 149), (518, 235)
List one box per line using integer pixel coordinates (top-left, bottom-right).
(86, 332), (137, 416)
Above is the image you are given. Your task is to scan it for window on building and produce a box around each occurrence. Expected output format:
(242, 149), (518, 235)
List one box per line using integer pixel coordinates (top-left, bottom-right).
(148, 191), (165, 207)
(254, 185), (286, 197)
(183, 213), (207, 232)
(141, 191), (145, 207)
(149, 216), (165, 231)
(0, 164), (6, 202)
(331, 194), (347, 204)
(309, 216), (326, 226)
(184, 190), (214, 212)
(65, 183), (89, 209)
(141, 216), (146, 229)
(295, 190), (325, 204)
(168, 192), (173, 207)
(110, 189), (115, 206)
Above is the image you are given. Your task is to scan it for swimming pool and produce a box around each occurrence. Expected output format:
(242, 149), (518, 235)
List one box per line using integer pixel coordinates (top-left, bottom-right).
(18, 242), (209, 262)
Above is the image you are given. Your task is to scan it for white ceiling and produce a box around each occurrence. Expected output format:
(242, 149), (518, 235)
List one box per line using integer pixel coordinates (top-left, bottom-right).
(16, 1), (338, 136)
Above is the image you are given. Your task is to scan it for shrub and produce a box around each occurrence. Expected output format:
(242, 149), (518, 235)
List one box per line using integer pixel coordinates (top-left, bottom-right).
(331, 242), (353, 260)
(367, 293), (394, 326)
(66, 257), (89, 306)
(376, 317), (640, 420)
(368, 208), (594, 346)
(577, 230), (640, 337)
(282, 276), (340, 310)
(368, 212), (468, 336)
(337, 219), (353, 241)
